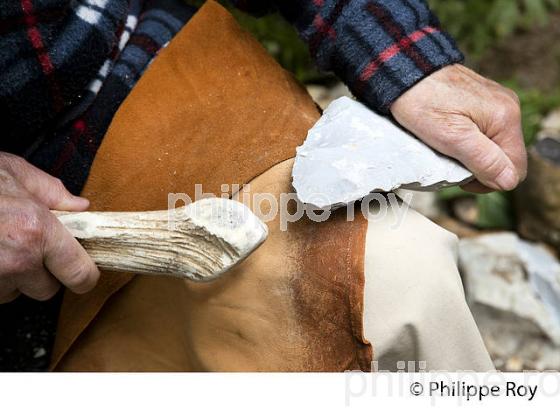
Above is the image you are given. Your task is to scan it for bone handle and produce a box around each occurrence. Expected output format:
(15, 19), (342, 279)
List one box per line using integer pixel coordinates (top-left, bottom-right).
(52, 198), (268, 282)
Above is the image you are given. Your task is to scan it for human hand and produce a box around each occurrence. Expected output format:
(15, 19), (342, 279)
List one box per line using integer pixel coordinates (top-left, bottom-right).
(0, 153), (100, 303)
(391, 64), (527, 193)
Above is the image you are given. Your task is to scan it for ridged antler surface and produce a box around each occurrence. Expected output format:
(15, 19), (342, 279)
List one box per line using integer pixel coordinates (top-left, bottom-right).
(53, 198), (268, 281)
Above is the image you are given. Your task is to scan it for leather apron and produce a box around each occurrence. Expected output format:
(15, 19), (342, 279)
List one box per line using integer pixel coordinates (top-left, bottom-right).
(50, 0), (372, 371)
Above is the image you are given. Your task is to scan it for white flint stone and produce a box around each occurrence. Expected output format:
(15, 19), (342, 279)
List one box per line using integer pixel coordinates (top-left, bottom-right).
(292, 97), (473, 208)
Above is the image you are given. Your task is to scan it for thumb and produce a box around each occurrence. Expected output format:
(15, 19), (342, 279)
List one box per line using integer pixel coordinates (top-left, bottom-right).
(4, 155), (89, 211)
(443, 128), (519, 191)
(392, 112), (519, 191)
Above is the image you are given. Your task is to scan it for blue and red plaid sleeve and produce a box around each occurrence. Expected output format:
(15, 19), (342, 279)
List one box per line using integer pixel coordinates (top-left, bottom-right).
(233, 0), (464, 113)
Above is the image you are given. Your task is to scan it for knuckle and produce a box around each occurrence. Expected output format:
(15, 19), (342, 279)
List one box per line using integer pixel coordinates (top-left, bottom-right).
(475, 151), (509, 179)
(0, 290), (20, 304)
(0, 152), (17, 167)
(31, 284), (60, 301)
(1, 199), (50, 257)
(508, 99), (522, 121)
(0, 169), (17, 192)
(0, 153), (27, 174)
(50, 177), (67, 195)
(17, 204), (48, 246)
(505, 88), (521, 106)
(486, 160), (509, 179)
(0, 168), (13, 181)
(64, 263), (98, 292)
(0, 265), (14, 282)
(492, 104), (511, 125)
(493, 95), (521, 125)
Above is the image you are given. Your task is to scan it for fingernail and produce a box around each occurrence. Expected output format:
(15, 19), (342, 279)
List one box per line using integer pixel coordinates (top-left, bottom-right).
(77, 196), (90, 205)
(69, 196), (90, 209)
(496, 167), (518, 191)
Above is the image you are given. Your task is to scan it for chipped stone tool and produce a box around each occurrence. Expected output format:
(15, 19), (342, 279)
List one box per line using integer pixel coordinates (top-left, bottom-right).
(53, 198), (268, 282)
(292, 97), (474, 209)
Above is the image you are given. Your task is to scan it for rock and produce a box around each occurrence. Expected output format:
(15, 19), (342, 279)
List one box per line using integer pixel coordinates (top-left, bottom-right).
(395, 189), (442, 219)
(460, 232), (560, 343)
(516, 138), (560, 252)
(470, 304), (560, 371)
(459, 232), (560, 370)
(32, 347), (46, 359)
(538, 108), (560, 142)
(433, 215), (481, 239)
(292, 97), (473, 208)
(452, 196), (479, 226)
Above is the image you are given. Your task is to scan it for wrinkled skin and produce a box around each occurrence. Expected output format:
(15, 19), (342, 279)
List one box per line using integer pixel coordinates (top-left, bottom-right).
(391, 64), (527, 193)
(0, 153), (99, 303)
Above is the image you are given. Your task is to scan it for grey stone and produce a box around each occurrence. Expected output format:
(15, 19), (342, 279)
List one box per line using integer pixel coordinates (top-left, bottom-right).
(459, 232), (560, 345)
(470, 304), (560, 371)
(538, 107), (560, 142)
(459, 232), (560, 370)
(395, 189), (443, 219)
(452, 196), (479, 226)
(306, 83), (353, 110)
(292, 97), (473, 208)
(516, 139), (560, 252)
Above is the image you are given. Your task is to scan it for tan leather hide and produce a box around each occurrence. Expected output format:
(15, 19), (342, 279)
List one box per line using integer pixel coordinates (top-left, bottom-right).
(50, 0), (372, 371)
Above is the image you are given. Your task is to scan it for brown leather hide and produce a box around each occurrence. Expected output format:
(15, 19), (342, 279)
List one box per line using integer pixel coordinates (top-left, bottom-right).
(50, 0), (371, 371)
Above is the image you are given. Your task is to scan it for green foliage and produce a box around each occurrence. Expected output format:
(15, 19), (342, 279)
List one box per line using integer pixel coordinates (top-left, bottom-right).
(437, 189), (515, 230)
(190, 0), (326, 83)
(503, 82), (560, 145)
(437, 185), (471, 201)
(229, 10), (326, 83)
(477, 191), (515, 229)
(188, 0), (560, 81)
(429, 0), (560, 58)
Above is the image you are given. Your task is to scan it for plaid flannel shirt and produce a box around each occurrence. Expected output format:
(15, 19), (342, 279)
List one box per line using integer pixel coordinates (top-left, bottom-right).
(234, 0), (464, 113)
(0, 0), (463, 193)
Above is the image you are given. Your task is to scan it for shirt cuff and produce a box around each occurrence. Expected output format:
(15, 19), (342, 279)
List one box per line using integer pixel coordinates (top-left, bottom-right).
(285, 0), (465, 113)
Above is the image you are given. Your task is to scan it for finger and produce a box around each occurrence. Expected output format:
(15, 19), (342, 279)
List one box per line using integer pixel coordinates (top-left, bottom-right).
(0, 290), (20, 304)
(489, 114), (528, 183)
(0, 199), (62, 301)
(42, 214), (100, 294)
(461, 180), (495, 194)
(0, 279), (20, 304)
(0, 168), (32, 198)
(442, 128), (519, 191)
(12, 265), (61, 301)
(1, 154), (89, 211)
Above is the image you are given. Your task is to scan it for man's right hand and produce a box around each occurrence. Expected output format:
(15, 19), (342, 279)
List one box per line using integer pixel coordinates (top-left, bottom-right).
(391, 64), (527, 193)
(0, 152), (100, 303)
